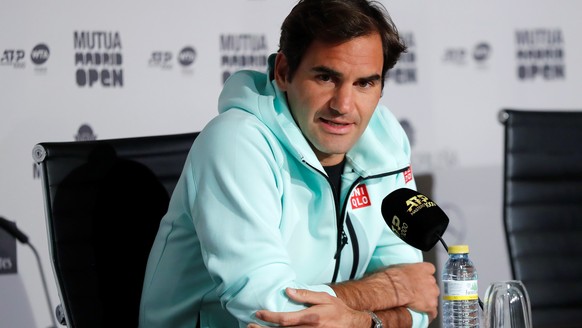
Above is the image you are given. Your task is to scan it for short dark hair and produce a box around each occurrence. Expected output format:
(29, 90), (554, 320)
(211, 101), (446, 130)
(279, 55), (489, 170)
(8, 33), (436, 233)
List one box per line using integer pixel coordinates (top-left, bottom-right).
(278, 0), (406, 88)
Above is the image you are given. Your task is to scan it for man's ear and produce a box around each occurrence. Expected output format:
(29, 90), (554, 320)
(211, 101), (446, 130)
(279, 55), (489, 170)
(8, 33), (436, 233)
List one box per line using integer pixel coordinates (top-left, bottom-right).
(274, 52), (289, 91)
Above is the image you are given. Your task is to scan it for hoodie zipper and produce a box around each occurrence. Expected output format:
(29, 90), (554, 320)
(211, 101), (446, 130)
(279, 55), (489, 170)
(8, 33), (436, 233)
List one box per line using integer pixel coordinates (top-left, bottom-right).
(331, 176), (362, 283)
(346, 214), (359, 280)
(303, 159), (347, 283)
(304, 160), (410, 283)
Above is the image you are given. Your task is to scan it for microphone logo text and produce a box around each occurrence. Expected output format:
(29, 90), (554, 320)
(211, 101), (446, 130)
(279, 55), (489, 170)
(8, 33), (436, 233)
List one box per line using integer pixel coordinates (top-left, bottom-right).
(391, 215), (408, 238)
(406, 195), (436, 215)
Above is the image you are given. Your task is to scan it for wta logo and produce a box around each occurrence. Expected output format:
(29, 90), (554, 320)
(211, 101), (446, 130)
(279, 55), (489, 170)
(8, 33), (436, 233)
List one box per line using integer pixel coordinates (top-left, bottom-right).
(178, 46), (196, 67)
(30, 44), (50, 65)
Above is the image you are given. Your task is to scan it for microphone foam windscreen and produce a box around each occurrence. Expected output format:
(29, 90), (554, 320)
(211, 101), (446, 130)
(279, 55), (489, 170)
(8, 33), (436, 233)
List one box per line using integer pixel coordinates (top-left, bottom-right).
(381, 188), (449, 251)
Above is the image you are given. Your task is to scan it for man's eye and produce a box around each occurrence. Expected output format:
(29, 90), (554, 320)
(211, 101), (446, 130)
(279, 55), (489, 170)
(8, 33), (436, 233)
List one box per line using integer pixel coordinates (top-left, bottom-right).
(317, 74), (332, 82)
(357, 80), (375, 88)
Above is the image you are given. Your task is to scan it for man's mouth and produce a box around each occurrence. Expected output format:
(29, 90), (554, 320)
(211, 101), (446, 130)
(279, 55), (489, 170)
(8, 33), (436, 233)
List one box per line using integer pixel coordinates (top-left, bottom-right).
(320, 118), (350, 126)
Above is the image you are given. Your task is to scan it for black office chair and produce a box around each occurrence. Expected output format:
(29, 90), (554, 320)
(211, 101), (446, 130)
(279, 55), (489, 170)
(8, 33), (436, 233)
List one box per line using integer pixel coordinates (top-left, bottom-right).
(499, 109), (582, 328)
(32, 132), (199, 328)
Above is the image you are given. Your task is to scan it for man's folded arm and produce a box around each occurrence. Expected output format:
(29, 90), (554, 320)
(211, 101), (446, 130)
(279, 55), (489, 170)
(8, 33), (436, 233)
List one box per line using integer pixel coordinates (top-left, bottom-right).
(330, 262), (439, 321)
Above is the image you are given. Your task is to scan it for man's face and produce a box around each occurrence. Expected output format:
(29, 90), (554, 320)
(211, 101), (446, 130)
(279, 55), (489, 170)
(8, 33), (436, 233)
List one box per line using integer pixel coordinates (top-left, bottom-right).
(275, 33), (384, 166)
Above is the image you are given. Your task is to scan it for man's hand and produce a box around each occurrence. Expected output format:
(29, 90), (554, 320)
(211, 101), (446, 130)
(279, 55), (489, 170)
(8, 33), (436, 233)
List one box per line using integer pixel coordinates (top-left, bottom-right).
(247, 288), (370, 328)
(332, 262), (439, 321)
(383, 262), (439, 320)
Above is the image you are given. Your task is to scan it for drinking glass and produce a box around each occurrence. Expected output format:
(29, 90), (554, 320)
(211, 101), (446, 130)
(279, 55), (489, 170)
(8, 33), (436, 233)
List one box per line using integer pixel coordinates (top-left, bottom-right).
(483, 280), (532, 328)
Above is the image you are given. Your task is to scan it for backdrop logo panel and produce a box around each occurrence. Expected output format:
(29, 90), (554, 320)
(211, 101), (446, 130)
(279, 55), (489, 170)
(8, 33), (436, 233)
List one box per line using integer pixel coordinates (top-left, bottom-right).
(149, 51), (173, 70)
(442, 42), (492, 68)
(0, 48), (26, 69)
(442, 47), (467, 65)
(74, 31), (124, 88)
(148, 45), (197, 72)
(30, 44), (50, 65)
(387, 32), (416, 85)
(515, 28), (565, 81)
(220, 34), (269, 84)
(31, 43), (50, 74)
(178, 46), (197, 74)
(178, 46), (196, 66)
(473, 42), (491, 64)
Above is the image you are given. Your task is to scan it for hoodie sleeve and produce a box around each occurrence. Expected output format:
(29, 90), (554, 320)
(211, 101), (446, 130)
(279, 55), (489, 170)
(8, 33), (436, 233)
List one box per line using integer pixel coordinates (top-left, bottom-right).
(187, 110), (335, 325)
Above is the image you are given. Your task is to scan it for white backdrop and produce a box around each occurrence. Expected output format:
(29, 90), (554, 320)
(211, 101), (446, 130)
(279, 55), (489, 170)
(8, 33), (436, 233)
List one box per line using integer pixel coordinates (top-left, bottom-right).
(1, 1), (582, 327)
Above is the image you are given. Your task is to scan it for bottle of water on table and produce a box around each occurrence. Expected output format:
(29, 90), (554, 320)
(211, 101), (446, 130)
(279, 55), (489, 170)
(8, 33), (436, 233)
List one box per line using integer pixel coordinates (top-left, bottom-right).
(442, 244), (479, 327)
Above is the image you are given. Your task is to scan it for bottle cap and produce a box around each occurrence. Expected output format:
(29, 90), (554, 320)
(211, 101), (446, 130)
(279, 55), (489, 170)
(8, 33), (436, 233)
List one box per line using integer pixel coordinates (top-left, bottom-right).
(448, 245), (469, 254)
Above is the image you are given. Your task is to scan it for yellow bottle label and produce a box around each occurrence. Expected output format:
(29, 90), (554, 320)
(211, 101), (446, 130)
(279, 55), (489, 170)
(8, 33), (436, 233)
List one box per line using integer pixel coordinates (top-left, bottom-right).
(443, 295), (479, 301)
(442, 280), (478, 301)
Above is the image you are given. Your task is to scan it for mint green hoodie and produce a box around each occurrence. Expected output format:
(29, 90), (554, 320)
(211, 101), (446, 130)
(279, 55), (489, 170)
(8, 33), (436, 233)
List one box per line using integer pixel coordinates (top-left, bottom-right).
(139, 55), (428, 328)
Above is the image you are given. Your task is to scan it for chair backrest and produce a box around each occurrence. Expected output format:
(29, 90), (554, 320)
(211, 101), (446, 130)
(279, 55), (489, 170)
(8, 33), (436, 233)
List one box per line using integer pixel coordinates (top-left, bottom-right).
(33, 132), (199, 328)
(500, 109), (582, 328)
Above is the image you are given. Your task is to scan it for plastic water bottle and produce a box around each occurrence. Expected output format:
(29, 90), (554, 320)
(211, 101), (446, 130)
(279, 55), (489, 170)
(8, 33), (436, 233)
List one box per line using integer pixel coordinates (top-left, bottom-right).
(442, 244), (479, 327)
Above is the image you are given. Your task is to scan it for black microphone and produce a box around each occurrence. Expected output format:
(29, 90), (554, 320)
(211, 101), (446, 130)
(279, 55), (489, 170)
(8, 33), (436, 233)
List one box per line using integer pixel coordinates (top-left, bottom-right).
(0, 216), (57, 328)
(381, 188), (449, 252)
(380, 188), (484, 310)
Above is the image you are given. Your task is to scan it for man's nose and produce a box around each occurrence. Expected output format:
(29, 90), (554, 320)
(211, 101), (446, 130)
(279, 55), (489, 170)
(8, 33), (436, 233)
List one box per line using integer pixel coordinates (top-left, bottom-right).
(330, 84), (353, 114)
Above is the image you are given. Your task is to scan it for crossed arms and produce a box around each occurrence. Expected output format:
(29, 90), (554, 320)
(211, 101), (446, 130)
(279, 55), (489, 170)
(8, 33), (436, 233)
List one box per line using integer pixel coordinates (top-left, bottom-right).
(248, 262), (439, 327)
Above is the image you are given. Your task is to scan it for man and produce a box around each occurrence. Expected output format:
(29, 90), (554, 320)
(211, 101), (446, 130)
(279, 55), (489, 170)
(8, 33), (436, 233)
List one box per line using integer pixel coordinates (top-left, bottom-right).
(139, 0), (439, 327)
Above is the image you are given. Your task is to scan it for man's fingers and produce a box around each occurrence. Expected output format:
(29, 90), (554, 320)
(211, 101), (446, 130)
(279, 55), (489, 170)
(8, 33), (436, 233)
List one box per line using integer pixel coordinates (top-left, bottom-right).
(255, 310), (305, 327)
(253, 289), (336, 326)
(285, 288), (333, 305)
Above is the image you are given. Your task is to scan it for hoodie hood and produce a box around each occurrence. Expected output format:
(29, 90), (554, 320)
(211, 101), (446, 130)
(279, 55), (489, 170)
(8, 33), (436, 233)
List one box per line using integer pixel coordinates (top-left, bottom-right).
(218, 54), (411, 176)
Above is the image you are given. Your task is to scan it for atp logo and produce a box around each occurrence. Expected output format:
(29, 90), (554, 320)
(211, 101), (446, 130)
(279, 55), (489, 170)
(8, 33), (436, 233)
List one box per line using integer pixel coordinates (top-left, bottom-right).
(149, 51), (173, 69)
(1, 49), (25, 68)
(406, 194), (435, 215)
(390, 215), (408, 238)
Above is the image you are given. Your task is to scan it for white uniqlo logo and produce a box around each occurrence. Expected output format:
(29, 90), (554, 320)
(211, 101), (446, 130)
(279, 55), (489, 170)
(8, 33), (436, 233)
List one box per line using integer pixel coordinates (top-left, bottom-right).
(350, 184), (371, 210)
(404, 167), (413, 184)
